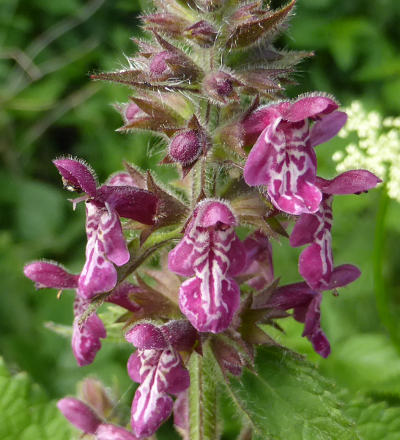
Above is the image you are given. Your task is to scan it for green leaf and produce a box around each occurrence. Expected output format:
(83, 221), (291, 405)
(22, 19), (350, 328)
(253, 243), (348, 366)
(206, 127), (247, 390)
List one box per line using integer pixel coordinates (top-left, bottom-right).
(345, 398), (400, 440)
(320, 333), (400, 397)
(222, 346), (360, 440)
(0, 357), (73, 440)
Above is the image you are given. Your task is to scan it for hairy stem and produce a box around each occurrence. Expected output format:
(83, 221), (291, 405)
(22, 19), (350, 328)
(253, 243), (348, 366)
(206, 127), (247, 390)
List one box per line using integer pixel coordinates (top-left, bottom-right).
(188, 346), (219, 440)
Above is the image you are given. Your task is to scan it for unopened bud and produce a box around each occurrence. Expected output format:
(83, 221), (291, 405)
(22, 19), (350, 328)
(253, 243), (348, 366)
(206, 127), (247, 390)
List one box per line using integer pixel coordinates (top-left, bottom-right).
(57, 398), (101, 434)
(169, 129), (203, 165)
(96, 423), (139, 440)
(80, 378), (113, 419)
(184, 20), (217, 48)
(203, 71), (242, 105)
(149, 51), (170, 77)
(124, 102), (142, 123)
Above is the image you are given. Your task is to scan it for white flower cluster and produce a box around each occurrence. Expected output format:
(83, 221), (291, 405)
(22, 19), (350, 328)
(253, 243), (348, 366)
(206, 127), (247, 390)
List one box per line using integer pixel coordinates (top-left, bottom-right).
(332, 101), (400, 201)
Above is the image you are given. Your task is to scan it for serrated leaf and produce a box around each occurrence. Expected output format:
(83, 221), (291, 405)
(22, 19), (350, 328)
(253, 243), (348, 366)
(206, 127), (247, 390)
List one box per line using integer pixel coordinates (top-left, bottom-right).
(222, 346), (360, 440)
(345, 398), (400, 440)
(0, 358), (72, 440)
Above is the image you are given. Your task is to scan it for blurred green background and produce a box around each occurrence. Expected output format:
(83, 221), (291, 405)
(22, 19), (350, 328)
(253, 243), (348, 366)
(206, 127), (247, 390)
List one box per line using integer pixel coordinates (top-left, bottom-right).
(1, 0), (400, 437)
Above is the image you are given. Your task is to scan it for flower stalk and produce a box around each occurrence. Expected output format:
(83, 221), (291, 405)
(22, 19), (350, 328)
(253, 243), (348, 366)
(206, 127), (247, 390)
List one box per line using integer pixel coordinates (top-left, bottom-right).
(23, 1), (382, 439)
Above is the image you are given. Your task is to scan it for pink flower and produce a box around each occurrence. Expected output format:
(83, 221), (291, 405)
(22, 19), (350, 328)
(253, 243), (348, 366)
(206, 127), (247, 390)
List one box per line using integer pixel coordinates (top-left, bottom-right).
(290, 170), (381, 290)
(266, 265), (361, 357)
(168, 199), (246, 333)
(243, 94), (347, 215)
(53, 158), (159, 299)
(24, 261), (139, 366)
(125, 321), (195, 438)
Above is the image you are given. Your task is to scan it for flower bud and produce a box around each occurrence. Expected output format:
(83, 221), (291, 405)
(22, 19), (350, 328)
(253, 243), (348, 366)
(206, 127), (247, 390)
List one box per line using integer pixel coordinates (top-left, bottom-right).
(80, 378), (113, 419)
(184, 20), (217, 48)
(96, 424), (139, 440)
(149, 51), (171, 77)
(169, 129), (203, 165)
(57, 398), (101, 434)
(202, 71), (242, 105)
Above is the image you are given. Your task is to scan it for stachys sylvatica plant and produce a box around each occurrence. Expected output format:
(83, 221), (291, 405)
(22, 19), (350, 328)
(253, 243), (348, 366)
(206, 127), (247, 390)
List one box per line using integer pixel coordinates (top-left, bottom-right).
(24, 0), (381, 439)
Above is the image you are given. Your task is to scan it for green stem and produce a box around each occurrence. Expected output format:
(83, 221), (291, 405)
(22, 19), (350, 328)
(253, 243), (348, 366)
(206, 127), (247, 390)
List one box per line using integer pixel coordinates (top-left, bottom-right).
(188, 347), (219, 440)
(373, 188), (400, 347)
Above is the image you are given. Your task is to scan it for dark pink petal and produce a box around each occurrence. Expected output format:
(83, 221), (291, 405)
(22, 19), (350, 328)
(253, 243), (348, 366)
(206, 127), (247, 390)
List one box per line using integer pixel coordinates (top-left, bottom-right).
(316, 170), (382, 195)
(131, 390), (173, 439)
(53, 158), (97, 197)
(327, 264), (361, 289)
(161, 320), (198, 351)
(243, 124), (279, 187)
(106, 283), (141, 312)
(97, 186), (158, 225)
(179, 276), (240, 333)
(302, 294), (331, 358)
(164, 361), (190, 395)
(125, 324), (167, 350)
(282, 95), (338, 122)
(266, 282), (314, 310)
(24, 261), (78, 290)
(310, 111), (348, 147)
(196, 199), (237, 228)
(168, 226), (197, 277)
(96, 424), (139, 440)
(127, 353), (142, 383)
(290, 214), (320, 247)
(100, 206), (130, 266)
(72, 298), (106, 366)
(226, 235), (247, 277)
(57, 398), (101, 434)
(299, 242), (333, 291)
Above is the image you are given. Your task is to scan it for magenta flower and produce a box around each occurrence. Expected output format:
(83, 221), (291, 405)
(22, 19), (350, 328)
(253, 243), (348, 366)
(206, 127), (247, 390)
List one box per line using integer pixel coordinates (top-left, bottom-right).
(168, 199), (246, 333)
(290, 170), (381, 290)
(53, 158), (159, 299)
(243, 94), (348, 215)
(125, 321), (195, 438)
(266, 265), (361, 357)
(24, 261), (140, 366)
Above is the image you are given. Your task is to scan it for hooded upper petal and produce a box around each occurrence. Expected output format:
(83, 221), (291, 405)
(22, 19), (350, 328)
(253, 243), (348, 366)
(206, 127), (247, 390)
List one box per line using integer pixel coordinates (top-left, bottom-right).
(53, 158), (97, 197)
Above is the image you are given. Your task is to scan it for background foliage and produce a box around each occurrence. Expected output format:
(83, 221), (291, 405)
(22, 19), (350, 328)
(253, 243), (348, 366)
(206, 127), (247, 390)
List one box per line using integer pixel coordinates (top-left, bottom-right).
(1, 0), (400, 438)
